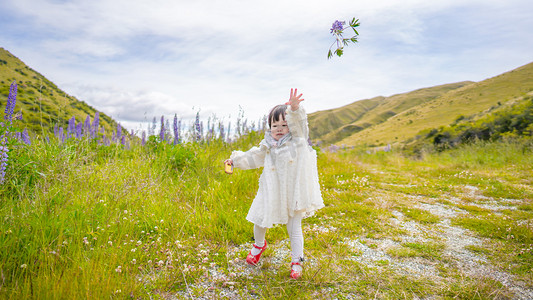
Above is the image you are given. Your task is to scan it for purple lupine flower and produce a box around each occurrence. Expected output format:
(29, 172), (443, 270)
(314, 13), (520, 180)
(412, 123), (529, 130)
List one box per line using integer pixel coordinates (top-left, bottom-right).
(21, 128), (31, 145)
(54, 125), (59, 137)
(173, 114), (179, 145)
(226, 121), (231, 142)
(76, 123), (83, 139)
(116, 123), (122, 141)
(92, 112), (100, 138)
(0, 135), (9, 184)
(178, 119), (181, 142)
(148, 117), (156, 136)
(219, 122), (225, 141)
(4, 81), (17, 123)
(328, 144), (339, 153)
(209, 122), (214, 141)
(165, 119), (171, 141)
(330, 20), (345, 34)
(141, 131), (146, 146)
(262, 115), (268, 131)
(159, 116), (165, 142)
(195, 112), (201, 142)
(67, 117), (76, 139)
(84, 115), (91, 137)
(207, 118), (211, 138)
(121, 135), (126, 146)
(58, 127), (65, 143)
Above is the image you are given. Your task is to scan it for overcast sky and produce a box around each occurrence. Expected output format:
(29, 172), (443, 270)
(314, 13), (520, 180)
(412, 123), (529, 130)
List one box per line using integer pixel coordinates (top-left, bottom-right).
(1, 0), (532, 133)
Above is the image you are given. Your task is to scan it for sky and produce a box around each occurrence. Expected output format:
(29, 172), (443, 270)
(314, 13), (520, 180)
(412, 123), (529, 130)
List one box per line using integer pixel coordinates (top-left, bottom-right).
(1, 0), (532, 133)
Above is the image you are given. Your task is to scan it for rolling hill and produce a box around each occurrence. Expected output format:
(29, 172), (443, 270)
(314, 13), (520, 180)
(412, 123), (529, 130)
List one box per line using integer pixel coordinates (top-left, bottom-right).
(0, 47), (116, 135)
(310, 62), (533, 147)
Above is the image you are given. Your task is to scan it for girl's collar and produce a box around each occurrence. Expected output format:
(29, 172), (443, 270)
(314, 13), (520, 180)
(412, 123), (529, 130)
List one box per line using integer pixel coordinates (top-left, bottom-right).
(261, 131), (292, 148)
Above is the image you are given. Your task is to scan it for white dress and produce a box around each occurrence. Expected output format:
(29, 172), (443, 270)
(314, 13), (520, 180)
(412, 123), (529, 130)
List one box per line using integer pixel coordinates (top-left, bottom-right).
(230, 106), (324, 228)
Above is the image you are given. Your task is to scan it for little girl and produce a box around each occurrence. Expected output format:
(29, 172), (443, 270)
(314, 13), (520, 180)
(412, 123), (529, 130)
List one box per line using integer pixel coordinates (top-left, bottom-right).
(224, 88), (324, 279)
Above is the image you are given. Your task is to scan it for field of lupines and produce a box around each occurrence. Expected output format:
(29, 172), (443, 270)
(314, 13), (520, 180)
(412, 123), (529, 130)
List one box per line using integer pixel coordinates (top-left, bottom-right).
(1, 81), (533, 299)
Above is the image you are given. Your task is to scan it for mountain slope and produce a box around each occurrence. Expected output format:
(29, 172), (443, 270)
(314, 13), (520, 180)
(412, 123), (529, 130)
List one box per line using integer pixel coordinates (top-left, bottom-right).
(0, 47), (116, 134)
(309, 61), (533, 146)
(309, 82), (472, 144)
(340, 62), (533, 146)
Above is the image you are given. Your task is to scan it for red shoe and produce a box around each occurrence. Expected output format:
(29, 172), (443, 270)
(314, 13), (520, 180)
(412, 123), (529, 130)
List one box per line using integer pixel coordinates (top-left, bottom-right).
(290, 262), (302, 279)
(246, 241), (267, 265)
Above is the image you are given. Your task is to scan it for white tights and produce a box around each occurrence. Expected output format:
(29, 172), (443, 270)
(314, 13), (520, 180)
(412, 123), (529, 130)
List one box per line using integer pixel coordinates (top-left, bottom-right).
(251, 212), (304, 263)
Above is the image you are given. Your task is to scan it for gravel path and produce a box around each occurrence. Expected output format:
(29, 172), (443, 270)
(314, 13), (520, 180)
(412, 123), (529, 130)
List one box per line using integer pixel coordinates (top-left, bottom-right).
(170, 184), (532, 299)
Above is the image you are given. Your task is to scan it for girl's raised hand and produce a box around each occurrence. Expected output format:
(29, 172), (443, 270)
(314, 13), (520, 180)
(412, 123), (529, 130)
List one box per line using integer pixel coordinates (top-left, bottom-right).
(285, 88), (304, 111)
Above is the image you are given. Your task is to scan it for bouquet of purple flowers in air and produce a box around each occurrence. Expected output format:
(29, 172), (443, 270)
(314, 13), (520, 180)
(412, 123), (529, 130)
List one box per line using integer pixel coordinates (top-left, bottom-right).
(328, 18), (360, 59)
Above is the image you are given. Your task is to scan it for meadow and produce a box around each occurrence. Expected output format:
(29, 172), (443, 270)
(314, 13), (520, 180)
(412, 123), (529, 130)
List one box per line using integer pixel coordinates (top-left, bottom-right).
(1, 115), (532, 299)
(1, 80), (533, 299)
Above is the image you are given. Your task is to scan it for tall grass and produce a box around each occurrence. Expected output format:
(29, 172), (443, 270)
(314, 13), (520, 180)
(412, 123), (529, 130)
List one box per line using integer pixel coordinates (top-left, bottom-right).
(1, 107), (532, 298)
(0, 130), (265, 298)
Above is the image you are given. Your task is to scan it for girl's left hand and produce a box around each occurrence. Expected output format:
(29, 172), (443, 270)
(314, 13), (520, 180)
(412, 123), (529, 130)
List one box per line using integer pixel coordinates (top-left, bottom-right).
(285, 88), (304, 111)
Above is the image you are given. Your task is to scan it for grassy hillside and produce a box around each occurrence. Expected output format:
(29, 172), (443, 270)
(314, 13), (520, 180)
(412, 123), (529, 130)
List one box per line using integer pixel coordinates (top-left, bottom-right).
(0, 47), (116, 134)
(310, 62), (533, 147)
(340, 62), (533, 146)
(308, 97), (385, 139)
(405, 94), (533, 155)
(309, 82), (472, 144)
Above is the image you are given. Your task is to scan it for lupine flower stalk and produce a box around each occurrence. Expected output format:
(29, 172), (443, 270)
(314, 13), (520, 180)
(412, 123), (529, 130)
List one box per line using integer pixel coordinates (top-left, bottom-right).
(0, 136), (8, 184)
(242, 119), (248, 135)
(4, 81), (17, 124)
(76, 123), (83, 139)
(67, 117), (76, 139)
(116, 123), (122, 142)
(21, 129), (31, 145)
(195, 112), (201, 142)
(165, 119), (171, 142)
(226, 121), (231, 143)
(219, 121), (225, 141)
(92, 112), (100, 138)
(173, 114), (179, 145)
(149, 117), (156, 137)
(84, 115), (91, 137)
(159, 116), (165, 142)
(209, 120), (215, 141)
(58, 127), (65, 143)
(1, 81), (18, 184)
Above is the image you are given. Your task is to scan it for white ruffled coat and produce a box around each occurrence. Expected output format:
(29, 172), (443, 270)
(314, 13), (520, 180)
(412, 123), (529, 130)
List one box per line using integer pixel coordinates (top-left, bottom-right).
(230, 106), (324, 228)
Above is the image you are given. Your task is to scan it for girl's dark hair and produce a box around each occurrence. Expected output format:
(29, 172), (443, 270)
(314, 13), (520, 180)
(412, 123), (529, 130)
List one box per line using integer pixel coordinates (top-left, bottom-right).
(268, 104), (288, 128)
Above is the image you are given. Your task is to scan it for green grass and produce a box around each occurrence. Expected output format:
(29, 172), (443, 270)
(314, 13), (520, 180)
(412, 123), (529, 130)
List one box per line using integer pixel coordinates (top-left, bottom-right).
(1, 132), (532, 298)
(399, 207), (441, 224)
(387, 241), (445, 260)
